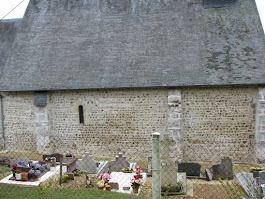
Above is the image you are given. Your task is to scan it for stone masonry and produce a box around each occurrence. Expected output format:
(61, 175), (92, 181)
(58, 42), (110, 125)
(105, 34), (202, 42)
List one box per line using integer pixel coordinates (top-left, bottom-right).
(181, 86), (257, 163)
(48, 88), (168, 160)
(0, 86), (262, 163)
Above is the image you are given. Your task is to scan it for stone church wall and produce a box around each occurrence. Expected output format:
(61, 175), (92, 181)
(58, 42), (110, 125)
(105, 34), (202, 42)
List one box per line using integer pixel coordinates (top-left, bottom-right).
(0, 86), (260, 163)
(181, 86), (257, 163)
(1, 92), (37, 152)
(48, 88), (168, 160)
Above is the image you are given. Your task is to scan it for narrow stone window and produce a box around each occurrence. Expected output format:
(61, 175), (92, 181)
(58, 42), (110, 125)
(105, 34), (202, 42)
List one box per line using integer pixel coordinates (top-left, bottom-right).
(79, 105), (84, 124)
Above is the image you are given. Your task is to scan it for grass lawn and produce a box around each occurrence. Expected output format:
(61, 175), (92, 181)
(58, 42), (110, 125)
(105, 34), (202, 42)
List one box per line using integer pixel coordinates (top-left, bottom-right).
(0, 166), (11, 174)
(0, 184), (147, 199)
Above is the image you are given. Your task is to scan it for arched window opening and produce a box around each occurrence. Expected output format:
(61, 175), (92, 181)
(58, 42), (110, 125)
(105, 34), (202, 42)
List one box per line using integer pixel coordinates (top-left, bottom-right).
(79, 105), (84, 124)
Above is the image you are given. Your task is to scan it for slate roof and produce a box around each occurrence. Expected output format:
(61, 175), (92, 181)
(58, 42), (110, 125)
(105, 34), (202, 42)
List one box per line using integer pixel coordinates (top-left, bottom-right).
(0, 0), (265, 92)
(0, 19), (21, 82)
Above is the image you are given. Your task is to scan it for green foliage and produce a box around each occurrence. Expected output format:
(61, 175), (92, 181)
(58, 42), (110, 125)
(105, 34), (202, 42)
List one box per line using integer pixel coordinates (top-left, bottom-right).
(62, 174), (69, 183)
(164, 181), (171, 197)
(38, 178), (53, 199)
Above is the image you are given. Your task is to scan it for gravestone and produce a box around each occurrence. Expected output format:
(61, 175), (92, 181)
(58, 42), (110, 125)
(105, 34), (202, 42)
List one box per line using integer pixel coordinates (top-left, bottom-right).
(212, 157), (233, 180)
(212, 164), (222, 180)
(161, 134), (186, 194)
(10, 158), (29, 167)
(178, 162), (201, 177)
(109, 152), (129, 172)
(76, 152), (97, 174)
(221, 157), (233, 180)
(148, 156), (152, 174)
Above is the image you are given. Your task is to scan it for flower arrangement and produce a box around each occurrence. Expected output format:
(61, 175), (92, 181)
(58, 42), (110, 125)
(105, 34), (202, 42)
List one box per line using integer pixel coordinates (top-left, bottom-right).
(45, 157), (56, 162)
(12, 164), (17, 177)
(131, 167), (143, 190)
(250, 167), (265, 172)
(134, 167), (142, 179)
(17, 161), (24, 166)
(122, 167), (133, 173)
(97, 173), (111, 189)
(12, 164), (17, 170)
(131, 178), (143, 189)
(66, 153), (73, 157)
(99, 173), (111, 183)
(28, 162), (41, 178)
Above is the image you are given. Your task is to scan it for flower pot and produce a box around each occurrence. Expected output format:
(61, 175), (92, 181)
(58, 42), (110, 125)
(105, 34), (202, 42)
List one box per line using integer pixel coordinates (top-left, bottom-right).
(133, 188), (139, 194)
(15, 173), (22, 181)
(16, 168), (22, 174)
(21, 172), (28, 181)
(105, 185), (111, 191)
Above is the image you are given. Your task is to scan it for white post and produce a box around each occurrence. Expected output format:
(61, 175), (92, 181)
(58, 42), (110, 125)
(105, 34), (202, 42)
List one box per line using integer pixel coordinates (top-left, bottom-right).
(152, 132), (161, 199)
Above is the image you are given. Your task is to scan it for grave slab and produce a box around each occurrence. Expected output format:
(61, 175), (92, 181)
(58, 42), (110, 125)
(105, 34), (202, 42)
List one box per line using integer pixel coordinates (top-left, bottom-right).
(108, 172), (147, 194)
(178, 162), (201, 177)
(0, 165), (67, 186)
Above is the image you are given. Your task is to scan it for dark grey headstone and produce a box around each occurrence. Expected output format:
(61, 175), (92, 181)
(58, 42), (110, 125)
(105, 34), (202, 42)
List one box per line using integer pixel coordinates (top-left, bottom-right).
(178, 162), (201, 177)
(212, 164), (222, 180)
(212, 157), (233, 180)
(221, 157), (233, 180)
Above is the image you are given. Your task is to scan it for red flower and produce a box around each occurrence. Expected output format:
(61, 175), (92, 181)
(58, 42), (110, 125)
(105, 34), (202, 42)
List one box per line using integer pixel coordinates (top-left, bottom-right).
(136, 175), (140, 179)
(136, 171), (140, 175)
(12, 164), (17, 169)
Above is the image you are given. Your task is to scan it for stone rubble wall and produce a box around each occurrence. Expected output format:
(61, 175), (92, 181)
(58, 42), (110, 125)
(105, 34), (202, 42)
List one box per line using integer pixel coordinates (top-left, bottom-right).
(181, 86), (257, 163)
(1, 92), (37, 152)
(0, 86), (261, 163)
(48, 88), (168, 160)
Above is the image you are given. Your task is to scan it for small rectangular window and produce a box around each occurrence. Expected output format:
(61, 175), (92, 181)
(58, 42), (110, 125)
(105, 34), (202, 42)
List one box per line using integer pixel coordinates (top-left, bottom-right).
(79, 105), (84, 124)
(203, 0), (238, 9)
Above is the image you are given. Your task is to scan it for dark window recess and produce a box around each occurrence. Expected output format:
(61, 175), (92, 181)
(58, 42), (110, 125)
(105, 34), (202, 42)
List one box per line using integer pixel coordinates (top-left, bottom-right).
(79, 105), (84, 124)
(34, 91), (47, 107)
(203, 0), (238, 8)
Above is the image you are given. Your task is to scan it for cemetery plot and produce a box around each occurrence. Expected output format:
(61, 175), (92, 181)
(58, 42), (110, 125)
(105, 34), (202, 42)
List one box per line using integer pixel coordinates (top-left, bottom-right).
(108, 172), (147, 194)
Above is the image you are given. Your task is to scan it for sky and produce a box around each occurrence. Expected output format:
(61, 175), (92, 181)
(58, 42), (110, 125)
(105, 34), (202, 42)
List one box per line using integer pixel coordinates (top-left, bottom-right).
(0, 0), (264, 33)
